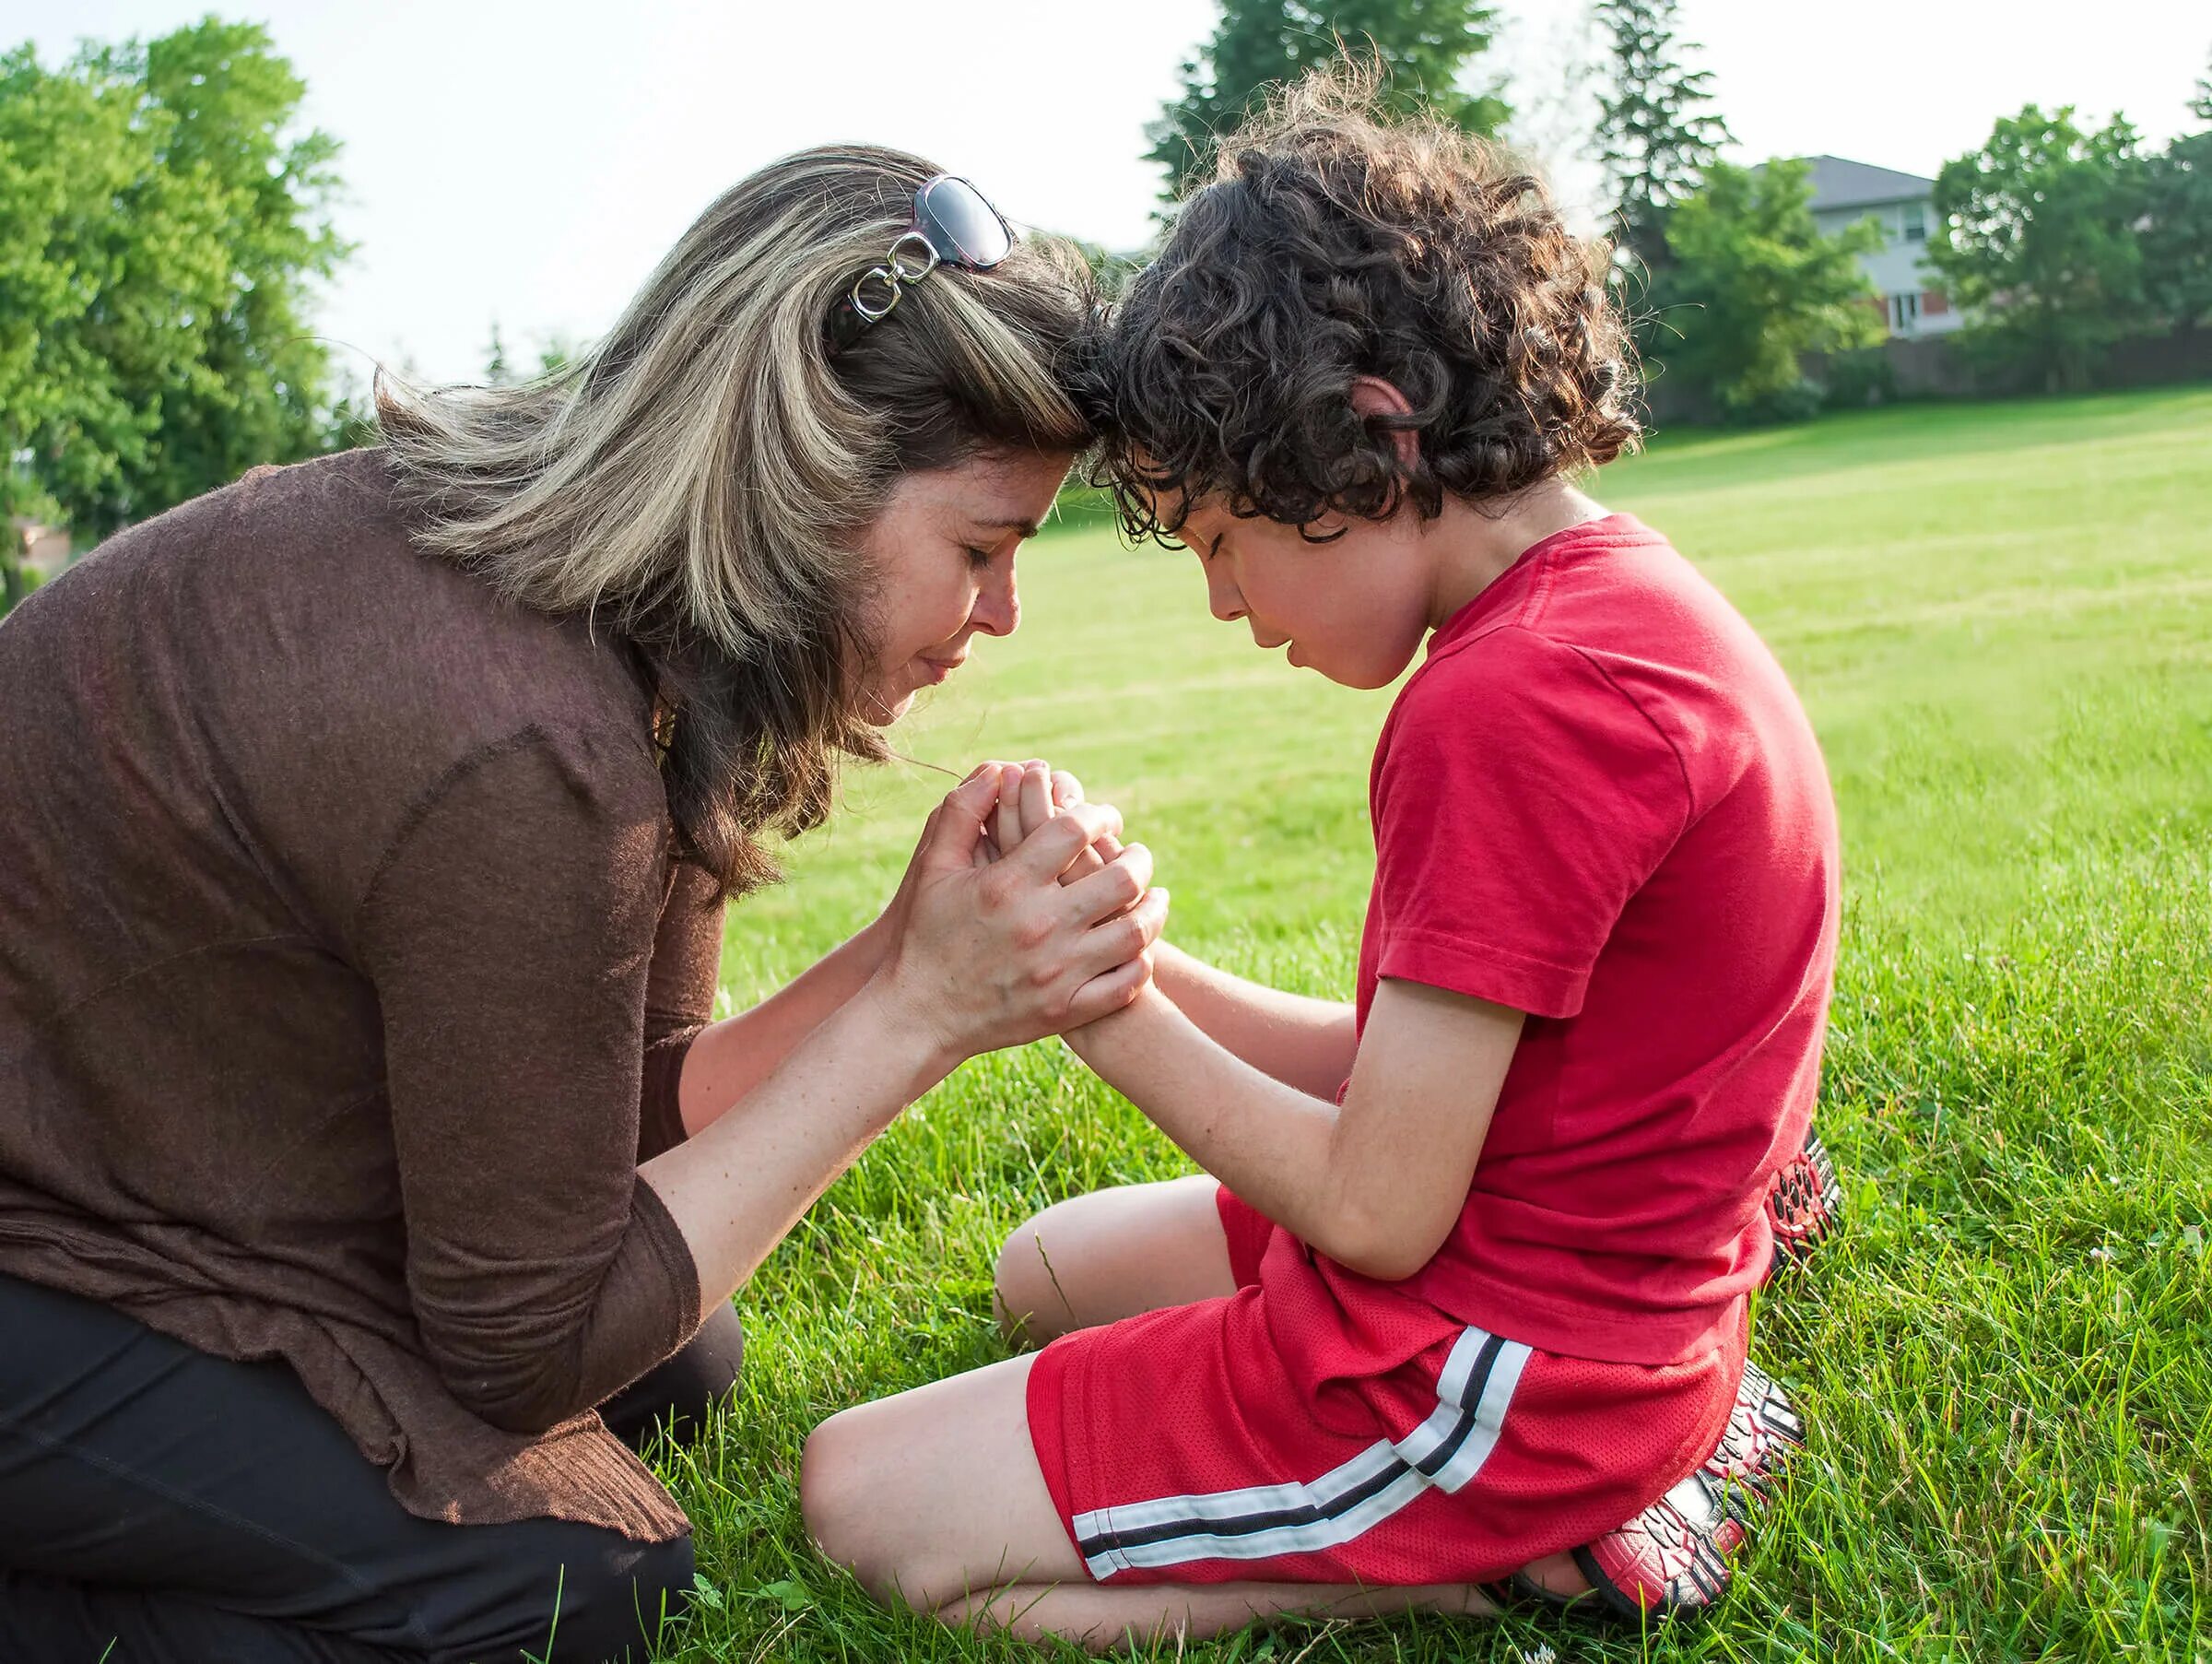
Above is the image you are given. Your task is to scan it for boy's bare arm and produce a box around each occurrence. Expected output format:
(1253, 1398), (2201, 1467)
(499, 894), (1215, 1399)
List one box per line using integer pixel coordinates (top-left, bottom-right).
(1033, 766), (1357, 1096)
(1065, 978), (1522, 1281)
(1146, 941), (1359, 1099)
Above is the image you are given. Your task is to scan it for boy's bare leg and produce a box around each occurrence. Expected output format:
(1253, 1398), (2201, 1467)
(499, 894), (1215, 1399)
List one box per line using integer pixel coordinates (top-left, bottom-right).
(994, 1174), (1235, 1346)
(801, 1353), (1501, 1652)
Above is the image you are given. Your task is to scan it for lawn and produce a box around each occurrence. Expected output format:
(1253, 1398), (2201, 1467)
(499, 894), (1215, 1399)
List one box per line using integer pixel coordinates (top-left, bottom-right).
(651, 388), (2212, 1664)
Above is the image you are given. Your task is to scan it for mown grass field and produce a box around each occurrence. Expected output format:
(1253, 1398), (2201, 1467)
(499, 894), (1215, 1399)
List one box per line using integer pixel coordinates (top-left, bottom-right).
(650, 388), (2212, 1664)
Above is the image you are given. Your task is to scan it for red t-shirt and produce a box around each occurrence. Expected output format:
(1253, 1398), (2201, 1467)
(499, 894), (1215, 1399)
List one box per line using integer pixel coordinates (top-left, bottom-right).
(1352, 513), (1839, 1366)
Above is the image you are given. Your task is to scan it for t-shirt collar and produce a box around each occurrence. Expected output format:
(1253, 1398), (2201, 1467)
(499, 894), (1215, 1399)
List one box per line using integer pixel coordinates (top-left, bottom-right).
(1426, 512), (1646, 657)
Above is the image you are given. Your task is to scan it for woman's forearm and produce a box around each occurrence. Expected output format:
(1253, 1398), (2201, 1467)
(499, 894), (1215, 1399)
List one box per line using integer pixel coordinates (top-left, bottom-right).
(675, 917), (889, 1138)
(641, 979), (956, 1311)
(643, 765), (1170, 1315)
(1148, 941), (1359, 1099)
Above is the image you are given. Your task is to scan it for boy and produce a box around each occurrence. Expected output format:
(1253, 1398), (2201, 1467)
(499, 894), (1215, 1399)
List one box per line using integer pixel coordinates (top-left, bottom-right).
(803, 73), (1841, 1646)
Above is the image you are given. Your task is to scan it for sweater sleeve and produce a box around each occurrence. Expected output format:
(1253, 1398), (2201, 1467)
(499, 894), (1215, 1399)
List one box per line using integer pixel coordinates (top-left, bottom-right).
(636, 857), (726, 1161)
(353, 727), (704, 1436)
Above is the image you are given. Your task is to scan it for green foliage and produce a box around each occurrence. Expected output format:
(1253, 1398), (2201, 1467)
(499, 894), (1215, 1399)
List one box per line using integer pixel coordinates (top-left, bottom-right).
(1931, 106), (2149, 392)
(1053, 232), (1148, 300)
(535, 336), (579, 378)
(2141, 58), (2212, 329)
(0, 18), (348, 542)
(1653, 159), (1884, 420)
(1145, 1), (1509, 202)
(1820, 345), (1900, 411)
(483, 322), (513, 386)
(1594, 0), (1731, 271)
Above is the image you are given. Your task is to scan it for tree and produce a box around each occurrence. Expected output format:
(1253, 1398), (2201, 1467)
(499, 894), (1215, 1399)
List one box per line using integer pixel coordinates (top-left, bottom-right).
(1593, 0), (1731, 271)
(484, 323), (513, 386)
(0, 19), (347, 553)
(2141, 55), (2212, 330)
(1653, 159), (1883, 419)
(1054, 233), (1147, 300)
(1147, 0), (1510, 201)
(1930, 106), (2149, 392)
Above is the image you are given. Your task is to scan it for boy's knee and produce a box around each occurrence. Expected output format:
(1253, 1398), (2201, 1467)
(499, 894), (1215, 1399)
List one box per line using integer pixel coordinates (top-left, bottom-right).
(801, 1411), (935, 1613)
(993, 1213), (1060, 1347)
(801, 1412), (887, 1598)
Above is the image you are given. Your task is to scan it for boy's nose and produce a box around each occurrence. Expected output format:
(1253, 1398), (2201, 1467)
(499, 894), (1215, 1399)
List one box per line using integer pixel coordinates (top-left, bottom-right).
(1204, 566), (1245, 623)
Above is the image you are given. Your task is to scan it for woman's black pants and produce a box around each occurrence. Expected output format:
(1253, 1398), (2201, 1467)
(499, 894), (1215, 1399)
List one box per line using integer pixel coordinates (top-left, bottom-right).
(0, 1272), (746, 1663)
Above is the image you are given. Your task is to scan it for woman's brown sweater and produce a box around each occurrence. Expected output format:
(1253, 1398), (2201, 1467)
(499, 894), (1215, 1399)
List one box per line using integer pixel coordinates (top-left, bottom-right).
(0, 450), (723, 1541)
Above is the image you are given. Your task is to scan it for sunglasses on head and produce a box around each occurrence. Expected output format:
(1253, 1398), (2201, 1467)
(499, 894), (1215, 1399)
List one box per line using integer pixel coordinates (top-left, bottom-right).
(827, 174), (1014, 356)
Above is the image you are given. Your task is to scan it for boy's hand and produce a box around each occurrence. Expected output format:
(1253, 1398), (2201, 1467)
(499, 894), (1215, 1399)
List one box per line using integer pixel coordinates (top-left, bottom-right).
(993, 761), (1126, 880)
(871, 768), (1166, 1061)
(984, 761), (1167, 1018)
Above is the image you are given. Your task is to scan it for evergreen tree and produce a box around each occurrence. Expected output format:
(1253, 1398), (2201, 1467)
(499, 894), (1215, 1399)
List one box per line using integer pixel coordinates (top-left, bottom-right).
(1593, 0), (1730, 268)
(1147, 0), (1510, 202)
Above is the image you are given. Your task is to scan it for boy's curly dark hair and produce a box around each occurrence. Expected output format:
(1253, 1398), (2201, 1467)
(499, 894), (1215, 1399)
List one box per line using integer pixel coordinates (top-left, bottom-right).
(1089, 65), (1641, 542)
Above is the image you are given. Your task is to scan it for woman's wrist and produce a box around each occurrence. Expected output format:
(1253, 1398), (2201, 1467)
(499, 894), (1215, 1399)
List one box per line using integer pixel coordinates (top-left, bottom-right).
(851, 909), (897, 979)
(850, 968), (968, 1097)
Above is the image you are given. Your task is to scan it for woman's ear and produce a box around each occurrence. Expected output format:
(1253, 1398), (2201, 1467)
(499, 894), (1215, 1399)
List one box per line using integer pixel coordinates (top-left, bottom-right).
(1348, 375), (1419, 473)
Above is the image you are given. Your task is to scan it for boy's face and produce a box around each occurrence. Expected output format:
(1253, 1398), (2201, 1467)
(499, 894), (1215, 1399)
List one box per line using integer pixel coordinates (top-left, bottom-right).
(1164, 494), (1437, 690)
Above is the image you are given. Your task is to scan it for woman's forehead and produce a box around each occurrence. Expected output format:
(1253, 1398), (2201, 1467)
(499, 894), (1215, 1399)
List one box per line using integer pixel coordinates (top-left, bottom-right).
(901, 447), (1069, 521)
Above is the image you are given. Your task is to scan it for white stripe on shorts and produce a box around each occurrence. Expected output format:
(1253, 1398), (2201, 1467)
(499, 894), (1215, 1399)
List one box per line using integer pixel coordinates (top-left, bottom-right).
(1068, 1325), (1534, 1580)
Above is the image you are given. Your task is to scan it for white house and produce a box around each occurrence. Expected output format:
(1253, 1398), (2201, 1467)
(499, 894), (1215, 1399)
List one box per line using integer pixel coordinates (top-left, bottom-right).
(1802, 156), (1962, 340)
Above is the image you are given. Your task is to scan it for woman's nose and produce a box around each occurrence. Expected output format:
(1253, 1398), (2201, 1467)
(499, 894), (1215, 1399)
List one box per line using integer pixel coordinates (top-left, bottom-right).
(971, 561), (1020, 637)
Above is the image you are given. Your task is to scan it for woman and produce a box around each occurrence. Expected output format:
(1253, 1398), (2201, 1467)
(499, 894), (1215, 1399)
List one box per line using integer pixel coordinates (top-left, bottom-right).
(0, 148), (1159, 1662)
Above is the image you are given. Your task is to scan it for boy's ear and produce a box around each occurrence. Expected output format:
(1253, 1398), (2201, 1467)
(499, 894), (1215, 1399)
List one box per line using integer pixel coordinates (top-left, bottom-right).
(1348, 375), (1420, 474)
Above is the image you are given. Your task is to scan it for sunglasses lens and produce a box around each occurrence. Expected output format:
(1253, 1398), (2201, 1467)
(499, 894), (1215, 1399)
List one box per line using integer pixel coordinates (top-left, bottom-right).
(921, 177), (1012, 268)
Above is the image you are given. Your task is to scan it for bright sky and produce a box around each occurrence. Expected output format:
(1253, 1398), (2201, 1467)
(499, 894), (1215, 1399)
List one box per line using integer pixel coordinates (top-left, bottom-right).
(20, 1), (2211, 385)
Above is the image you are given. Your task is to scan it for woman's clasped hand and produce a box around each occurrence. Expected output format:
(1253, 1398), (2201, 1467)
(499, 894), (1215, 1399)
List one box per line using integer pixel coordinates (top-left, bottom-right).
(868, 760), (1166, 1066)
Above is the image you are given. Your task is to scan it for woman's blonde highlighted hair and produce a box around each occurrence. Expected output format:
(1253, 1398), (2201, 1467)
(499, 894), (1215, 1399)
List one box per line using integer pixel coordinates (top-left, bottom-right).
(378, 145), (1095, 895)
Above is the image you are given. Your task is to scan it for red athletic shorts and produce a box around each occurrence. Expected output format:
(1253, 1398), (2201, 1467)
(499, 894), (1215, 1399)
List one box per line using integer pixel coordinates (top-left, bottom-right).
(1025, 1187), (1745, 1587)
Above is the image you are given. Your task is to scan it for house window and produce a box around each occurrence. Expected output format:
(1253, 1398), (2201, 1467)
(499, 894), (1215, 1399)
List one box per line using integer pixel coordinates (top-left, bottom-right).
(1902, 204), (1927, 242)
(1888, 292), (1921, 333)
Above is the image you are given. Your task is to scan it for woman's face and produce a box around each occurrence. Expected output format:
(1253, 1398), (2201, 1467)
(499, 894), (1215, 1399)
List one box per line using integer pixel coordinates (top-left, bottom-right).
(856, 448), (1073, 724)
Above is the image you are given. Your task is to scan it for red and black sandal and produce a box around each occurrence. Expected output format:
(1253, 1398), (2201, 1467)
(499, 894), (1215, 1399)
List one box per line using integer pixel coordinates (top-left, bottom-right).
(1490, 1360), (1806, 1621)
(1761, 1127), (1844, 1283)
(1572, 1360), (1806, 1617)
(1700, 1358), (1806, 1514)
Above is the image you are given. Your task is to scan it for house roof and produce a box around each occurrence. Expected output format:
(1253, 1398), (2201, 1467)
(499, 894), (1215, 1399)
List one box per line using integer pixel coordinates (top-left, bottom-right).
(1800, 155), (1937, 212)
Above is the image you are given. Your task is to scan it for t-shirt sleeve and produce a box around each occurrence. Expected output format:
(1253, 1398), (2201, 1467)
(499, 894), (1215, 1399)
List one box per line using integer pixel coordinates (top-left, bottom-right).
(1370, 627), (1691, 1020)
(351, 727), (703, 1436)
(637, 857), (726, 1162)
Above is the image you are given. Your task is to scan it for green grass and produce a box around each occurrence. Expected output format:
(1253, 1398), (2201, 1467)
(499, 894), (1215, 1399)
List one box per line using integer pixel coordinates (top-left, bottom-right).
(649, 387), (2212, 1663)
